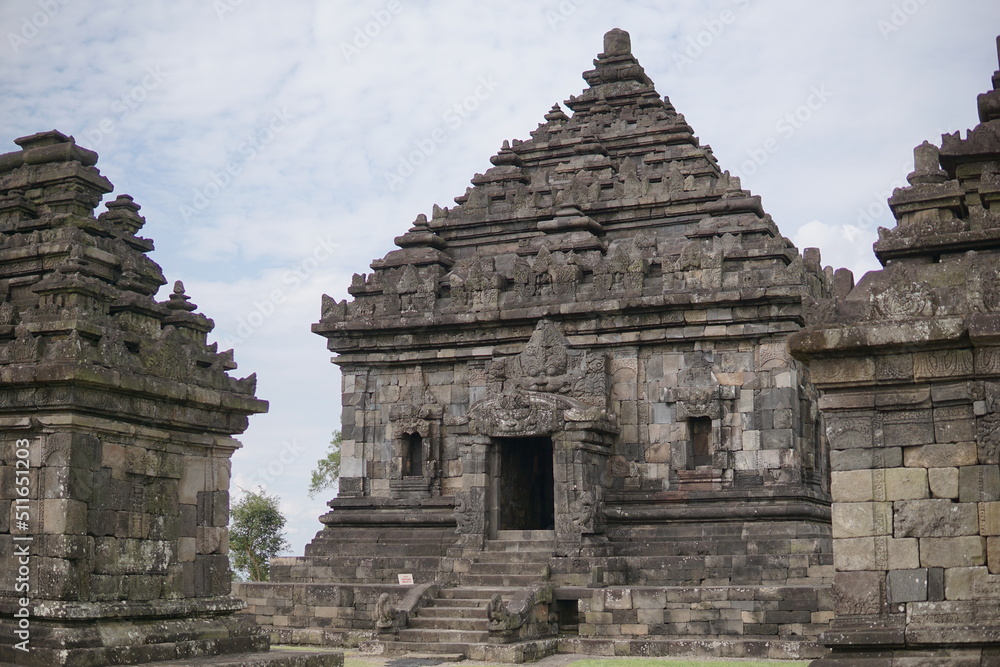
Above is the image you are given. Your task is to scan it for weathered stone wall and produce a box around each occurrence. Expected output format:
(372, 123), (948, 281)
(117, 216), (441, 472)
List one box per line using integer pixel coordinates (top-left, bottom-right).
(790, 38), (1000, 666)
(234, 582), (409, 645)
(573, 585), (831, 644)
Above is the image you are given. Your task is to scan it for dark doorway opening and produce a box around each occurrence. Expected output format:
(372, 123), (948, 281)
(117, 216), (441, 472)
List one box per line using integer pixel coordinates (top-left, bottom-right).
(496, 437), (555, 531)
(403, 433), (423, 477)
(555, 598), (580, 635)
(688, 416), (713, 469)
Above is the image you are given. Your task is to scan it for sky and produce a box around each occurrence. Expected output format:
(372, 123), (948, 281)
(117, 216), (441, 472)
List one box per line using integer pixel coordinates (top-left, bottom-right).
(2, 0), (999, 556)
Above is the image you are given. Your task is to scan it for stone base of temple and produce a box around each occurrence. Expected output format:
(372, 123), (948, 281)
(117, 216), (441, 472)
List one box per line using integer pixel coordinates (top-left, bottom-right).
(0, 598), (343, 667)
(810, 615), (1000, 667)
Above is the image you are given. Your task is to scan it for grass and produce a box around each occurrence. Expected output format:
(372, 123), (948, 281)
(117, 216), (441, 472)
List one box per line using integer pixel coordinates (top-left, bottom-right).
(568, 660), (809, 667)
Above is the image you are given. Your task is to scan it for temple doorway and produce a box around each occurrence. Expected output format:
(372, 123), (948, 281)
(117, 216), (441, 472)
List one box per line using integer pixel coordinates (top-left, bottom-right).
(488, 436), (555, 534)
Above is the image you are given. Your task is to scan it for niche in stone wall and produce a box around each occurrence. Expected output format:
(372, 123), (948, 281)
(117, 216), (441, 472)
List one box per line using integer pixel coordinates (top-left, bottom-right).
(688, 416), (713, 469)
(402, 432), (424, 477)
(388, 400), (442, 498)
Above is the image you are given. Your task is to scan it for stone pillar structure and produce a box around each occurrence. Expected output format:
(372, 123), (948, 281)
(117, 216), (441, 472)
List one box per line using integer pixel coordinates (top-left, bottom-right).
(0, 132), (338, 666)
(790, 37), (1000, 666)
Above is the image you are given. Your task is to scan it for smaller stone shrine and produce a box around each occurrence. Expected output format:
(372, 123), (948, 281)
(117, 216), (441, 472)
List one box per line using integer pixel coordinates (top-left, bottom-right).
(790, 36), (1000, 667)
(0, 131), (340, 666)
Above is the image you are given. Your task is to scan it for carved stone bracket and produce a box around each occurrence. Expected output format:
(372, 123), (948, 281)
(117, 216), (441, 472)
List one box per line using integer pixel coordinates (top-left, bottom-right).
(487, 585), (555, 643)
(663, 384), (738, 420)
(468, 390), (616, 438)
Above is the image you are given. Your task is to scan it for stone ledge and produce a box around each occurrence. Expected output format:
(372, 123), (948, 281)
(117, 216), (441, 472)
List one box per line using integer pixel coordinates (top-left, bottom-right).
(142, 647), (343, 667)
(557, 635), (827, 660)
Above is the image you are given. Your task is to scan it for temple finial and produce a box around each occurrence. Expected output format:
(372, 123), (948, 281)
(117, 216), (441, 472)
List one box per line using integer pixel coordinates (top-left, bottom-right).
(166, 280), (197, 312)
(907, 140), (947, 185)
(603, 28), (631, 57)
(544, 104), (569, 122)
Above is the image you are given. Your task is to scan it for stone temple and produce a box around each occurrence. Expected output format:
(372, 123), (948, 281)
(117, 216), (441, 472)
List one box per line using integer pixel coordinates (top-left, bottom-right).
(237, 28), (836, 661)
(5, 23), (1000, 667)
(0, 133), (340, 665)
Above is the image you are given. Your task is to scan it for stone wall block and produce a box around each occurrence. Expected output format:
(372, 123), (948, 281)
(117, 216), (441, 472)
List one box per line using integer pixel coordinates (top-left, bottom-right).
(929, 467), (960, 499)
(832, 502), (892, 538)
(826, 416), (874, 450)
(834, 537), (877, 571)
(179, 458), (208, 505)
(919, 536), (986, 568)
(958, 465), (1000, 503)
(195, 553), (231, 596)
(883, 418), (935, 448)
(885, 468), (929, 500)
(887, 568), (928, 604)
(989, 537), (1000, 574)
(41, 498), (88, 535)
(980, 502), (1000, 536)
(603, 588), (633, 610)
(943, 566), (983, 601)
(894, 499), (980, 537)
(44, 432), (101, 470)
(833, 571), (886, 615)
(812, 357), (875, 384)
(888, 537), (920, 570)
(904, 443), (977, 469)
(832, 447), (902, 472)
(197, 489), (230, 527)
(913, 349), (974, 382)
(832, 469), (875, 502)
(42, 465), (95, 503)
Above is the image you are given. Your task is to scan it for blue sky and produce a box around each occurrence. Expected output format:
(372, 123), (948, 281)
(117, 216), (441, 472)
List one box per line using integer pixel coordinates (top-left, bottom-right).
(2, 0), (998, 554)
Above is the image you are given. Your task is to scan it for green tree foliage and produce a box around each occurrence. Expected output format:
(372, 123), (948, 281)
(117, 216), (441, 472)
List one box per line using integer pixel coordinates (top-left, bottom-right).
(308, 430), (342, 499)
(229, 488), (290, 582)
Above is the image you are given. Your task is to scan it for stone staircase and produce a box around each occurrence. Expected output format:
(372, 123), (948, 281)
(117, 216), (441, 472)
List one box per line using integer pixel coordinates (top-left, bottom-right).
(371, 531), (558, 658)
(458, 530), (555, 587)
(390, 586), (496, 654)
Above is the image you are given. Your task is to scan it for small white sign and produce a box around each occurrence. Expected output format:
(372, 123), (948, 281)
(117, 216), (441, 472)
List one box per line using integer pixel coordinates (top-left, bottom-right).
(398, 573), (414, 585)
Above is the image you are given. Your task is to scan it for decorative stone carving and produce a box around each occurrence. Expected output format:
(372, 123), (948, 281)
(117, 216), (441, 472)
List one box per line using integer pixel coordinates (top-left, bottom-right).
(486, 593), (519, 631)
(468, 391), (562, 437)
(567, 489), (598, 533)
(482, 319), (609, 407)
(978, 381), (1000, 464)
(455, 487), (486, 535)
(663, 384), (738, 421)
(389, 396), (443, 495)
(375, 593), (397, 630)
